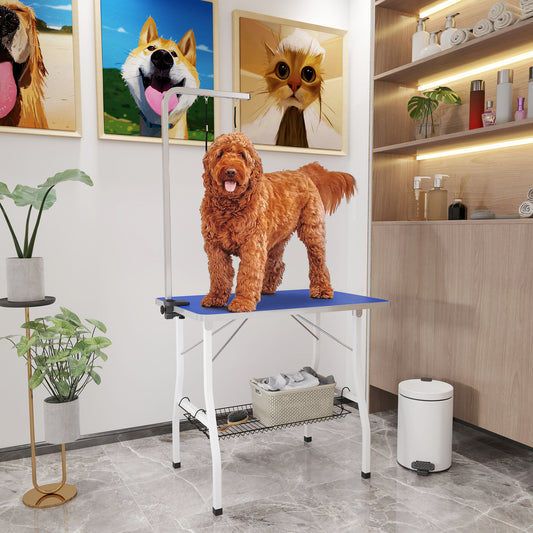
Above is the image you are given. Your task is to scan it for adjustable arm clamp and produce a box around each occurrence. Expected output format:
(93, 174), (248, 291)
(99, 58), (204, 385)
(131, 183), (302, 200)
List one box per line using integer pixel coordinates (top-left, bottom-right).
(160, 298), (189, 320)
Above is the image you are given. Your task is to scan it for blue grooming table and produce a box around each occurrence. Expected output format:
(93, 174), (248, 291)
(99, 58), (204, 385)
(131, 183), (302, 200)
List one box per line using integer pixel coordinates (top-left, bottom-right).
(156, 290), (389, 515)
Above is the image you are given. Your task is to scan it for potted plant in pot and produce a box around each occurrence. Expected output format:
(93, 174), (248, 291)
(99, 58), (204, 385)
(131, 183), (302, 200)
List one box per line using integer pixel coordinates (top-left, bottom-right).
(1, 307), (111, 444)
(0, 169), (93, 302)
(407, 86), (462, 139)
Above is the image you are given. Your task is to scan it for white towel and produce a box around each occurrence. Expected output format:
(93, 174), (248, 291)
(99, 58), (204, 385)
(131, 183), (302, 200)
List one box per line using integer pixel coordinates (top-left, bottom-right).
(473, 18), (494, 36)
(527, 188), (533, 201)
(489, 1), (522, 20)
(494, 10), (519, 28)
(519, 200), (533, 217)
(520, 0), (533, 7)
(450, 28), (475, 46)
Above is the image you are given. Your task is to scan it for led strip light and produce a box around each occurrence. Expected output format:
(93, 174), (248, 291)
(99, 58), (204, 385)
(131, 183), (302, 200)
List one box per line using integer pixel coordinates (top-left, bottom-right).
(419, 0), (461, 18)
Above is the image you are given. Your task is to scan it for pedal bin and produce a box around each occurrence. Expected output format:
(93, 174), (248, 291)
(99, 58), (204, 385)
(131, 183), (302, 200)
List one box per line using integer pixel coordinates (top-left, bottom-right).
(397, 378), (453, 475)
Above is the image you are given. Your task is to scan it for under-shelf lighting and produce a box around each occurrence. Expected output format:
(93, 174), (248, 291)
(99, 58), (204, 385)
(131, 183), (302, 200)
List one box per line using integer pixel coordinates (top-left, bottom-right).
(419, 0), (461, 18)
(416, 137), (533, 160)
(418, 50), (533, 91)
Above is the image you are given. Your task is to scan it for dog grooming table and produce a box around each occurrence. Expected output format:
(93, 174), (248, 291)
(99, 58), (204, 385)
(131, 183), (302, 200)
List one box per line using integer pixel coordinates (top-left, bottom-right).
(156, 291), (389, 515)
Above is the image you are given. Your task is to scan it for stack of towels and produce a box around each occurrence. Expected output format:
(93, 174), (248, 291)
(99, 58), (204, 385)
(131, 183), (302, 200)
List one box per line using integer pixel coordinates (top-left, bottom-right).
(473, 1), (525, 38)
(256, 366), (335, 392)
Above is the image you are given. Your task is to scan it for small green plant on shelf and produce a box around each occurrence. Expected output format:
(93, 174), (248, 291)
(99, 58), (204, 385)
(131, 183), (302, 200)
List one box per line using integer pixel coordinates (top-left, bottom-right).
(1, 308), (111, 402)
(0, 169), (93, 258)
(407, 86), (462, 139)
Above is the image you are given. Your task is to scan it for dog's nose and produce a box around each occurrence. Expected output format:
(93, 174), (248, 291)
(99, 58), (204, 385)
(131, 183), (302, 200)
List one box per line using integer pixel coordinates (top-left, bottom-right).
(151, 49), (174, 70)
(0, 6), (20, 37)
(225, 169), (236, 178)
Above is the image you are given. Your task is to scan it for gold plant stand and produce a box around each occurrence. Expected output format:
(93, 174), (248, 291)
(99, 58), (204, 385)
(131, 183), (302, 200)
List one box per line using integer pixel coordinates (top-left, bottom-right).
(1, 297), (77, 508)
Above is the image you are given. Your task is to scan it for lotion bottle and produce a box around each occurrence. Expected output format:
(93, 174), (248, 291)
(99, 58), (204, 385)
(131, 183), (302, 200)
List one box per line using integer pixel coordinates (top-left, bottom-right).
(495, 69), (513, 124)
(440, 12), (460, 50)
(426, 174), (449, 220)
(420, 31), (442, 58)
(527, 67), (533, 118)
(412, 17), (430, 61)
(515, 97), (526, 120)
(408, 176), (431, 221)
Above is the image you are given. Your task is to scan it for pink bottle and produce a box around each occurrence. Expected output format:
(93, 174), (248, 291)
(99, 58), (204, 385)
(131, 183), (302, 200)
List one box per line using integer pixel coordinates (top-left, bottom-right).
(515, 97), (526, 120)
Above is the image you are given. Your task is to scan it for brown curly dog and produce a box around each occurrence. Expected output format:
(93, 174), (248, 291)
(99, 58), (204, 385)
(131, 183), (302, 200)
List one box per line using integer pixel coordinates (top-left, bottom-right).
(200, 133), (355, 312)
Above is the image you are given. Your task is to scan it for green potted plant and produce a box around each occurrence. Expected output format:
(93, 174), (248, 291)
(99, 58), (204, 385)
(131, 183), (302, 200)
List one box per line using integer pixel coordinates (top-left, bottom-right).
(0, 169), (93, 302)
(1, 307), (111, 444)
(407, 86), (462, 139)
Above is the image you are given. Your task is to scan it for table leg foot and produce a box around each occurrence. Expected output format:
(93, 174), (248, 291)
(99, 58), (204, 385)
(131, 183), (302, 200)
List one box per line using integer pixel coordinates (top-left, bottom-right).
(212, 507), (223, 516)
(173, 462), (181, 469)
(304, 436), (312, 443)
(361, 471), (371, 479)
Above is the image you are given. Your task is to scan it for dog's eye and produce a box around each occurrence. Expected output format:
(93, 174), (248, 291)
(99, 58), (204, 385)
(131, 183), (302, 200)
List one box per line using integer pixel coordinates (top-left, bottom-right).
(147, 45), (156, 51)
(217, 151), (224, 159)
(171, 51), (177, 58)
(239, 152), (246, 160)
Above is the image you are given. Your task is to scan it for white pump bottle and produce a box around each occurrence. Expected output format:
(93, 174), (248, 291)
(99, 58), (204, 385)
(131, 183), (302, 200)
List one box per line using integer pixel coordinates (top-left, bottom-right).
(412, 17), (430, 61)
(440, 13), (460, 50)
(420, 30), (442, 58)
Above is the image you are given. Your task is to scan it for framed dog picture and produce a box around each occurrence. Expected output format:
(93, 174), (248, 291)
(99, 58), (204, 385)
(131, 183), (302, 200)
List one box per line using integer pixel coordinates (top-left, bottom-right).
(0, 0), (82, 137)
(233, 11), (348, 155)
(94, 0), (218, 144)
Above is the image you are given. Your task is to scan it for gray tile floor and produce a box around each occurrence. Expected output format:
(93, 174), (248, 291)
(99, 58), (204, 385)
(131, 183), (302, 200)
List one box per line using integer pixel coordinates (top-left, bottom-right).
(1, 410), (532, 532)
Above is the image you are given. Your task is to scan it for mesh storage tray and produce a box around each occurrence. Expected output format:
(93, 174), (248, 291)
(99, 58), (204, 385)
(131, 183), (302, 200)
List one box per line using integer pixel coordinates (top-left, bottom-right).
(250, 376), (336, 427)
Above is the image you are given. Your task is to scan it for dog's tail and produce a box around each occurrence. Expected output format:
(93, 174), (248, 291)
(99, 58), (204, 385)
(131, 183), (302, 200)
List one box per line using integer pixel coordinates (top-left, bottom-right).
(300, 162), (356, 215)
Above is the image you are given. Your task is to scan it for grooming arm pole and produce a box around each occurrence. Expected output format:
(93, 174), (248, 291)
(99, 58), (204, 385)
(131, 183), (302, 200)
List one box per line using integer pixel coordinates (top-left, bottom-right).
(160, 87), (250, 313)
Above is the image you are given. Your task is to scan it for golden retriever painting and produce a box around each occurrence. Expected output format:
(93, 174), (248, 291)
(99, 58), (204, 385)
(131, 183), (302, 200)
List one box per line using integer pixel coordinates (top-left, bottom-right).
(0, 0), (47, 128)
(200, 133), (356, 312)
(121, 16), (199, 139)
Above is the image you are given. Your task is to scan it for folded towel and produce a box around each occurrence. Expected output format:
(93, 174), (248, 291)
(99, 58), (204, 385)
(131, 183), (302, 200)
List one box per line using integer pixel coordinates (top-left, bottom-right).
(489, 1), (522, 20)
(473, 18), (494, 36)
(450, 28), (475, 46)
(494, 10), (519, 28)
(258, 371), (320, 391)
(519, 200), (533, 217)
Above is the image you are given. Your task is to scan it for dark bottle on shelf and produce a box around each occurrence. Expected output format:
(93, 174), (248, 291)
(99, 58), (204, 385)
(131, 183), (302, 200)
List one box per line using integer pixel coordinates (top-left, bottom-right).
(448, 199), (467, 220)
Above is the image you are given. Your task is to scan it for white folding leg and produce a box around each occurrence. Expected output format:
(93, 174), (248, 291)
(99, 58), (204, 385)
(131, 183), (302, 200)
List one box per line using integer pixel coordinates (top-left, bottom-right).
(352, 309), (371, 478)
(202, 320), (223, 515)
(172, 319), (185, 468)
(304, 313), (320, 442)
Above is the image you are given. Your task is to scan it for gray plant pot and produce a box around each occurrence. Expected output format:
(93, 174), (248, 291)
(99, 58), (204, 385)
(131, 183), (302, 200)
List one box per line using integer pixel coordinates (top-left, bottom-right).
(43, 397), (80, 445)
(6, 257), (45, 302)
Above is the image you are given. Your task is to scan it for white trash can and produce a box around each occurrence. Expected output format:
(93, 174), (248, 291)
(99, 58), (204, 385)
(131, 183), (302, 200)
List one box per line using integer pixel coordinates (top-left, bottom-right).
(397, 378), (453, 475)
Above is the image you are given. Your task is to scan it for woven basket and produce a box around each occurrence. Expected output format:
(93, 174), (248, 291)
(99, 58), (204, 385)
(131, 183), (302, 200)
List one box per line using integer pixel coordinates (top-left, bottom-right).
(250, 376), (335, 427)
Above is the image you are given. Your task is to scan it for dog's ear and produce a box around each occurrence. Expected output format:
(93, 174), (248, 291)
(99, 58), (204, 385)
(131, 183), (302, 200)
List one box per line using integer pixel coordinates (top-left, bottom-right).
(139, 17), (158, 46)
(178, 30), (196, 67)
(248, 142), (263, 182)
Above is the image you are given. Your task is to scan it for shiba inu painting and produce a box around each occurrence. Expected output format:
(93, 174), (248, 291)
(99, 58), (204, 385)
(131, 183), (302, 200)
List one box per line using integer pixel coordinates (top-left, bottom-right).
(121, 16), (199, 139)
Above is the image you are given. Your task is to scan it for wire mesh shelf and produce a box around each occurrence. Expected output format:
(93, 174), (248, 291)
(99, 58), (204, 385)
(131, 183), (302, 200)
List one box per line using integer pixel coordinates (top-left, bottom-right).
(181, 396), (352, 440)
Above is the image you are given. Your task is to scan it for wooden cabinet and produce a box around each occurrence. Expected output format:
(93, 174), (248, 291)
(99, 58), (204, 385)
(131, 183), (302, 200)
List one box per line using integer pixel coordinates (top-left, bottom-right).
(369, 0), (533, 446)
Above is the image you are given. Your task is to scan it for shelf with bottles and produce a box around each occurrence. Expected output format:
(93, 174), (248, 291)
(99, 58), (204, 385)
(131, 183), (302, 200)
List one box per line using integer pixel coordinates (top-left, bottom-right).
(373, 116), (533, 156)
(374, 16), (533, 86)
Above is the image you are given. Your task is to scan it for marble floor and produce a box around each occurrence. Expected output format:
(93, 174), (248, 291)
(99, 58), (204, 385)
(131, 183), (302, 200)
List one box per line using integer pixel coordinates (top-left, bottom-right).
(1, 410), (532, 532)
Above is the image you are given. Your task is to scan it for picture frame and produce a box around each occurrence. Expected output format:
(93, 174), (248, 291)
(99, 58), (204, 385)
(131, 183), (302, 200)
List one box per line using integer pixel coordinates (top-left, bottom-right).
(0, 0), (82, 137)
(233, 11), (348, 155)
(94, 0), (218, 145)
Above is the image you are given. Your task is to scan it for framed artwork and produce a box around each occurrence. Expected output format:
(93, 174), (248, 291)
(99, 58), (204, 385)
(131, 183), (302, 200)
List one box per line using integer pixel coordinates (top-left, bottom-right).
(233, 11), (348, 155)
(94, 0), (218, 144)
(0, 0), (81, 137)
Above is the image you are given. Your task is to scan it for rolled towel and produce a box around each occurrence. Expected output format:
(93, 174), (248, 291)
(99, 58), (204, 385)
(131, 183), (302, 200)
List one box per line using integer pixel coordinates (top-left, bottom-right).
(527, 188), (533, 201)
(494, 10), (519, 28)
(520, 0), (533, 7)
(450, 28), (475, 46)
(473, 18), (494, 36)
(519, 200), (533, 217)
(489, 1), (522, 20)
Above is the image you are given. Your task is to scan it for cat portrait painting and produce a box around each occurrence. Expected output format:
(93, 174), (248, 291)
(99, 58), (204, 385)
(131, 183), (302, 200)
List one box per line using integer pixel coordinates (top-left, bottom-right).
(233, 12), (347, 154)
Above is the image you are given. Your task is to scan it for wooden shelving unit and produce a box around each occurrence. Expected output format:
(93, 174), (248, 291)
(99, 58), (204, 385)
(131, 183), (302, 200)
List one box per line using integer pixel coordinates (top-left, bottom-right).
(369, 0), (533, 447)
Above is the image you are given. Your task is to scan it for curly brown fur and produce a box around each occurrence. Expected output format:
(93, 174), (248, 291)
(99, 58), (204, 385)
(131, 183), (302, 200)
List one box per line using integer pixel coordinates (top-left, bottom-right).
(200, 132), (355, 312)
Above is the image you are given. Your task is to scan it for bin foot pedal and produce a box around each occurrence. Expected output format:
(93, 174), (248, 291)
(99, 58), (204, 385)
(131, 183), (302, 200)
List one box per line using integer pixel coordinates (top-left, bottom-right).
(411, 461), (435, 476)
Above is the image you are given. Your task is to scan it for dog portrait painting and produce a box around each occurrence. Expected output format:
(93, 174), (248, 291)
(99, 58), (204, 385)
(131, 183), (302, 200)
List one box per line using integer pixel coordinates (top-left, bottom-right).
(200, 133), (355, 312)
(96, 0), (216, 143)
(0, 0), (79, 134)
(233, 11), (347, 154)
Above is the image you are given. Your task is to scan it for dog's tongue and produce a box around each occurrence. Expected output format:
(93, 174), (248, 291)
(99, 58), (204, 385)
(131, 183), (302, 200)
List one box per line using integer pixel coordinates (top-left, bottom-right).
(224, 180), (237, 192)
(145, 84), (179, 116)
(0, 62), (18, 119)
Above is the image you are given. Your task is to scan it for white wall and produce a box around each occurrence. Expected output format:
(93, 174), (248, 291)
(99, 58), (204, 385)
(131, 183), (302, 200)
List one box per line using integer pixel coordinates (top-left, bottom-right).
(0, 0), (372, 448)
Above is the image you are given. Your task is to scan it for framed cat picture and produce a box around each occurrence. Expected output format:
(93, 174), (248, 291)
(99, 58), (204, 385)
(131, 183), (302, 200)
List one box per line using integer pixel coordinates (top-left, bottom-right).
(232, 11), (348, 155)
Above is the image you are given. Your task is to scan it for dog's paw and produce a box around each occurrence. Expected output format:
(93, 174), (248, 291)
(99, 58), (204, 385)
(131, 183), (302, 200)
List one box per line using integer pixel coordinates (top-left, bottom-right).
(201, 294), (228, 308)
(228, 296), (257, 312)
(310, 286), (334, 299)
